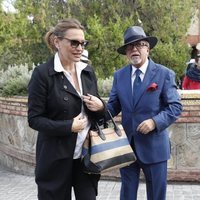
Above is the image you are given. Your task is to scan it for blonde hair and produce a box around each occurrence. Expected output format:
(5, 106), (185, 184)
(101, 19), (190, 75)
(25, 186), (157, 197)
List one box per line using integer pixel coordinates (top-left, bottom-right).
(44, 18), (85, 53)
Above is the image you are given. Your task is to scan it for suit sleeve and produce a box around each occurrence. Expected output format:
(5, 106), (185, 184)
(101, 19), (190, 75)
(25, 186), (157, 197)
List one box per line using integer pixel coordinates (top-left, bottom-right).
(152, 70), (182, 132)
(106, 72), (122, 118)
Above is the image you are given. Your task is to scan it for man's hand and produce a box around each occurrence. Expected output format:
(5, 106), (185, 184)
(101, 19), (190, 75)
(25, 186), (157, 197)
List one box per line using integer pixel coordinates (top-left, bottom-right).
(136, 119), (156, 134)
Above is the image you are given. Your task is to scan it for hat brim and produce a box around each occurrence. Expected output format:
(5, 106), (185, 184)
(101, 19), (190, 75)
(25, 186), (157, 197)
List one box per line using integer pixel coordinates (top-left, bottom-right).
(117, 36), (158, 55)
(80, 57), (88, 61)
(80, 55), (88, 61)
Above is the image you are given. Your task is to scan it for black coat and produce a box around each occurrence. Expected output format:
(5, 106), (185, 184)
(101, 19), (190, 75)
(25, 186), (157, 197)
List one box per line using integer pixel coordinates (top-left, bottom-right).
(28, 56), (105, 167)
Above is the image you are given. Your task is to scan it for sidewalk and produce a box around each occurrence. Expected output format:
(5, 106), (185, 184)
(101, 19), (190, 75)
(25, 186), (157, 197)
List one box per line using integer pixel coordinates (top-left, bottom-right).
(0, 165), (200, 200)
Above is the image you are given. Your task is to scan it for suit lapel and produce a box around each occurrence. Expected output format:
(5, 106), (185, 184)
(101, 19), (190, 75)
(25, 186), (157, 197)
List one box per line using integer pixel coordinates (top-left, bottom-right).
(133, 59), (158, 108)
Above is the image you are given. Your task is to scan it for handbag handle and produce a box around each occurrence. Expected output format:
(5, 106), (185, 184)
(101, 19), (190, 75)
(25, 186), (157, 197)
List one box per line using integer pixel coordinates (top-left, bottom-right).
(95, 109), (122, 141)
(107, 109), (122, 137)
(95, 123), (106, 140)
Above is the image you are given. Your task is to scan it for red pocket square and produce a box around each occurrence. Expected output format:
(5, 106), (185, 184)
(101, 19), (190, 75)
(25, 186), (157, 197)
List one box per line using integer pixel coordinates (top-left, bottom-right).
(147, 83), (158, 92)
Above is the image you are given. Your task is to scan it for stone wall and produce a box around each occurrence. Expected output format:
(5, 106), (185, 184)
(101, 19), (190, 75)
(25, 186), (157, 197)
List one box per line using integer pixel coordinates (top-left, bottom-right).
(0, 91), (200, 182)
(0, 96), (36, 175)
(167, 90), (200, 182)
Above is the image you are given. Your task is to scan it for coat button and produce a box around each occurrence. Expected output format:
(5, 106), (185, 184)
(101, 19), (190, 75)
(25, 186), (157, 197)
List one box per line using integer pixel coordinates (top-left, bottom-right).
(63, 96), (68, 101)
(63, 85), (67, 90)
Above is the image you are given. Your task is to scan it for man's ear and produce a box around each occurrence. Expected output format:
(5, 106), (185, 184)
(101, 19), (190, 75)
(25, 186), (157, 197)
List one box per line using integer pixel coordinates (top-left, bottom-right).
(146, 48), (150, 55)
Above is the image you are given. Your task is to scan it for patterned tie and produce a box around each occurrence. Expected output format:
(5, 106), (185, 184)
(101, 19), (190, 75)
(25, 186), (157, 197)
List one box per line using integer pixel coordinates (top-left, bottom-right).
(132, 69), (142, 105)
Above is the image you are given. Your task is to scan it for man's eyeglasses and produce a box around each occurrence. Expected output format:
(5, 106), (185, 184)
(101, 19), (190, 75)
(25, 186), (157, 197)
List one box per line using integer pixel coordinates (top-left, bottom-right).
(59, 37), (88, 49)
(126, 41), (149, 51)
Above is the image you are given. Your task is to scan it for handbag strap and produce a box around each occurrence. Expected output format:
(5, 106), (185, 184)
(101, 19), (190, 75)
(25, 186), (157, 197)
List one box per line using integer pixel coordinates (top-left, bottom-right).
(94, 109), (122, 141)
(107, 109), (122, 137)
(95, 123), (106, 140)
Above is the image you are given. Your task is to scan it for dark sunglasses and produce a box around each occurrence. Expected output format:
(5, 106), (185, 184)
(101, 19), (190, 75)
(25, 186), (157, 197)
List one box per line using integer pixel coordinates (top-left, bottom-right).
(59, 37), (88, 49)
(126, 41), (149, 51)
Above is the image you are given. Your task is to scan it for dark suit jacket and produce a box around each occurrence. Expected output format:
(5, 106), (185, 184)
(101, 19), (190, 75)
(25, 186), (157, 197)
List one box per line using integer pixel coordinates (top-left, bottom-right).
(107, 59), (182, 164)
(28, 56), (105, 166)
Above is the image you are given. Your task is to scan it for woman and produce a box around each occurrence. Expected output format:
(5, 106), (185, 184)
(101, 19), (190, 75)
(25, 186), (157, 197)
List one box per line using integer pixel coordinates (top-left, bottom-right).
(182, 54), (200, 89)
(28, 18), (105, 200)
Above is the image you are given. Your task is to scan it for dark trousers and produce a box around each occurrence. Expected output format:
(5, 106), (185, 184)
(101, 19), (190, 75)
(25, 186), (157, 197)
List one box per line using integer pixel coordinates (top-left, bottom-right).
(120, 159), (167, 200)
(36, 158), (100, 200)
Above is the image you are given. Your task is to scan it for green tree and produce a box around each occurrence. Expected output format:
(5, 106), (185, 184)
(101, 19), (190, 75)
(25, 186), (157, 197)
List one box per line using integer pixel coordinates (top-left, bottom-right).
(0, 0), (198, 80)
(65, 0), (198, 78)
(0, 0), (70, 69)
(135, 0), (196, 76)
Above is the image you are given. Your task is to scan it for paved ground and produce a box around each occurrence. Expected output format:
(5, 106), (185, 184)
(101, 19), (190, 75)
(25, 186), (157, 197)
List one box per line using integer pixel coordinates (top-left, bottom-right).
(0, 165), (200, 200)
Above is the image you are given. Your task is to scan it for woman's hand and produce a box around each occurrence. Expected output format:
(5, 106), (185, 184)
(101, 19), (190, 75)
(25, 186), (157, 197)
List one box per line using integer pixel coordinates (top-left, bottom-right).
(71, 114), (87, 133)
(82, 94), (104, 111)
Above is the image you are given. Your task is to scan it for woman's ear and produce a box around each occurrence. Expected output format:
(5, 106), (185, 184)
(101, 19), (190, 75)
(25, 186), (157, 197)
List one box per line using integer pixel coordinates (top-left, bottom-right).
(54, 37), (60, 50)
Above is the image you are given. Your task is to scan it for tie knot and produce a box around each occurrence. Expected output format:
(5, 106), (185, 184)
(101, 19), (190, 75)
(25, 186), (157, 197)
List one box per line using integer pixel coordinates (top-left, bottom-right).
(135, 69), (141, 76)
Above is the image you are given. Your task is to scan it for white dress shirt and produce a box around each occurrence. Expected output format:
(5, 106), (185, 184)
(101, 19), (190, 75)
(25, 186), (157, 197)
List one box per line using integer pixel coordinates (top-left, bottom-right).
(54, 52), (90, 159)
(131, 59), (149, 91)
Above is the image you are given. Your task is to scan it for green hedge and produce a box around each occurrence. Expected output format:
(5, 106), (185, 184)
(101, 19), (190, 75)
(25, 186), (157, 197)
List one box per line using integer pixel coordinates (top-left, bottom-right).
(0, 64), (113, 97)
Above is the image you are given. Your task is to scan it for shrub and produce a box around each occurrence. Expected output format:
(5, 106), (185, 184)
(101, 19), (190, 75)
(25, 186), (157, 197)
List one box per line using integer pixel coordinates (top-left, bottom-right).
(97, 76), (113, 97)
(0, 64), (34, 97)
(0, 63), (113, 97)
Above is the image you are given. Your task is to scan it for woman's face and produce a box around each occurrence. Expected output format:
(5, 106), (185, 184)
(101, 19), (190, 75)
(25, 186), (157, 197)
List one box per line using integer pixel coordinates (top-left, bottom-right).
(55, 28), (87, 65)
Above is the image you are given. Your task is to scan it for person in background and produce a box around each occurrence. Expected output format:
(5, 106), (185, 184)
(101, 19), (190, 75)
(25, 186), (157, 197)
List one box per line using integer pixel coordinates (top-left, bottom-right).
(178, 43), (200, 89)
(182, 53), (200, 89)
(186, 43), (200, 72)
(80, 49), (91, 64)
(28, 18), (105, 200)
(106, 25), (182, 200)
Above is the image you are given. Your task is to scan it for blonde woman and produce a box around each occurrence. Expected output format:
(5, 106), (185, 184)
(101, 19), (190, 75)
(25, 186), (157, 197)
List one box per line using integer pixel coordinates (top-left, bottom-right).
(28, 18), (105, 200)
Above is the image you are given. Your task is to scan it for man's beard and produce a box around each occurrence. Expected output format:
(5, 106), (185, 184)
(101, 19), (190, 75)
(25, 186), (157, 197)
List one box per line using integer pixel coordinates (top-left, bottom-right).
(130, 57), (142, 66)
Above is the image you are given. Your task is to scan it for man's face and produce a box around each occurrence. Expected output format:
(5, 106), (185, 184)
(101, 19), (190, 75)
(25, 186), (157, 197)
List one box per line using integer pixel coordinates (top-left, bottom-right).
(125, 40), (150, 68)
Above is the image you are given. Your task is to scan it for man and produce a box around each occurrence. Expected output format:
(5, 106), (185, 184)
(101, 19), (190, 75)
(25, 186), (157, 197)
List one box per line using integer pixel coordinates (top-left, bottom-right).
(107, 26), (182, 200)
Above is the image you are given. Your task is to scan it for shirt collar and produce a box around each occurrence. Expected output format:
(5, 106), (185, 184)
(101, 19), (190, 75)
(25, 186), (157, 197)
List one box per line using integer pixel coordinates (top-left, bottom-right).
(131, 59), (149, 76)
(54, 52), (65, 73)
(54, 52), (88, 74)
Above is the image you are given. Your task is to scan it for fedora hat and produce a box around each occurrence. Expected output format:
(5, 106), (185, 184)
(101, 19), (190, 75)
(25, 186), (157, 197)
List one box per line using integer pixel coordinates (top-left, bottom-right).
(117, 26), (158, 55)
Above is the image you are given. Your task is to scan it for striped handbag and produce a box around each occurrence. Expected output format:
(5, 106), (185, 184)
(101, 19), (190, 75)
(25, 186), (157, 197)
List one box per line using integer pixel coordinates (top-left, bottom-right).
(81, 110), (136, 174)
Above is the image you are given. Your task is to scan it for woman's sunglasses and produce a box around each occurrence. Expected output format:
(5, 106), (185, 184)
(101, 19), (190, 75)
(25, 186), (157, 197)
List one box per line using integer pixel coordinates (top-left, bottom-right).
(59, 37), (88, 49)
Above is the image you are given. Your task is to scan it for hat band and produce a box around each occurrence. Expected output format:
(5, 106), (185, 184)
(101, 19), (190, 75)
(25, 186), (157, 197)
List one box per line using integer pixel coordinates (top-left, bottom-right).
(125, 35), (146, 44)
(81, 55), (88, 59)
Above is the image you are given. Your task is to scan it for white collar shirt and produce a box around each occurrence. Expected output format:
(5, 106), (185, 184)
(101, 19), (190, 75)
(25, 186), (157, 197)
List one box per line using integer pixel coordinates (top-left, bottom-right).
(131, 59), (149, 89)
(54, 52), (90, 159)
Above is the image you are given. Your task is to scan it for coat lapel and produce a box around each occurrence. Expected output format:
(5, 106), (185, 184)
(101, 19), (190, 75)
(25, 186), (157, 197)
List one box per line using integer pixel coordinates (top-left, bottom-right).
(61, 74), (81, 97)
(133, 59), (158, 108)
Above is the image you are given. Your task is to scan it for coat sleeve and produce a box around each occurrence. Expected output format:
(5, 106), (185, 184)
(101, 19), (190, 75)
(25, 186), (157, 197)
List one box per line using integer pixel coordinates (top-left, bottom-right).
(152, 70), (182, 132)
(28, 67), (73, 137)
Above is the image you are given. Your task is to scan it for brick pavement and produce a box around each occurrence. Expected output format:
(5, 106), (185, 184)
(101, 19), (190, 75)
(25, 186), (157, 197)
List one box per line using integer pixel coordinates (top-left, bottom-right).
(0, 165), (200, 200)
